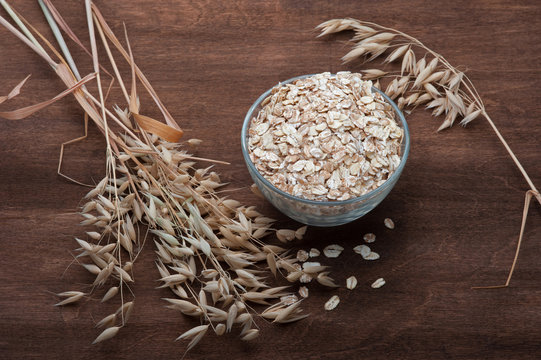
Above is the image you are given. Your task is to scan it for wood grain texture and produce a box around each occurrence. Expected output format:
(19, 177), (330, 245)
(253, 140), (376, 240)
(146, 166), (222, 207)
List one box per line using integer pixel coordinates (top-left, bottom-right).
(1, 0), (540, 359)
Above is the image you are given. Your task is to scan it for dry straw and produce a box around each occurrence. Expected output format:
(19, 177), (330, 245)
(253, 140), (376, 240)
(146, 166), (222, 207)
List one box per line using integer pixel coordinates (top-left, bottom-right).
(317, 18), (540, 289)
(0, 1), (338, 353)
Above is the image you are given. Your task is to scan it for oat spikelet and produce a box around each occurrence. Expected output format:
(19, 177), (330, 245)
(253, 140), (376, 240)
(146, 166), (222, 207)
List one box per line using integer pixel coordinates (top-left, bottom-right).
(316, 18), (366, 37)
(54, 291), (86, 306)
(92, 326), (120, 344)
(176, 325), (209, 352)
(0, 2), (351, 353)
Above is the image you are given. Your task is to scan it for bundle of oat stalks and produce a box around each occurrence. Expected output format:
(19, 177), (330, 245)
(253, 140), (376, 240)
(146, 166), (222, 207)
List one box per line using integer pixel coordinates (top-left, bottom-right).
(316, 19), (540, 289)
(0, 0), (338, 351)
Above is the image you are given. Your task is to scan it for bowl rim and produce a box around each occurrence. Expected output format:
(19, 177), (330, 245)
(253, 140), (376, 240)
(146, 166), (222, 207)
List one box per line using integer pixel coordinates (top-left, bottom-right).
(241, 73), (411, 207)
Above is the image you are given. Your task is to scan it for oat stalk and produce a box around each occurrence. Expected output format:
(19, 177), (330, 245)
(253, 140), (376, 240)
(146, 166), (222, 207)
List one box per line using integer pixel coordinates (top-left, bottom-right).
(317, 18), (541, 288)
(0, 1), (335, 351)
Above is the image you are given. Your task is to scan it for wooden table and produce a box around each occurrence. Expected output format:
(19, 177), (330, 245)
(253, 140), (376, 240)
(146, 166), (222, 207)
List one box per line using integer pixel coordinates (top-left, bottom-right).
(1, 1), (540, 359)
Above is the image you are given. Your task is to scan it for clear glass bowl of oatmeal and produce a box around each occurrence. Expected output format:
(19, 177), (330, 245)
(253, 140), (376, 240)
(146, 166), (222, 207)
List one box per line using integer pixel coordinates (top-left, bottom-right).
(241, 73), (410, 226)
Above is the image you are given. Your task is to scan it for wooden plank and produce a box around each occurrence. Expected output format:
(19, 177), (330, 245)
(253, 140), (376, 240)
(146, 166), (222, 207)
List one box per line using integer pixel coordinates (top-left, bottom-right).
(0, 0), (540, 359)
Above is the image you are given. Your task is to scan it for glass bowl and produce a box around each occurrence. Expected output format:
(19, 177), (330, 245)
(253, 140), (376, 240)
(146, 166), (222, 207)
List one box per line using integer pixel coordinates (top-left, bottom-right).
(241, 74), (410, 227)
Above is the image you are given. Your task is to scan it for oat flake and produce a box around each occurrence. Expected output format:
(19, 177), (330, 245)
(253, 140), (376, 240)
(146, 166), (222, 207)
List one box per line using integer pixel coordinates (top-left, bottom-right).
(346, 276), (358, 290)
(363, 233), (376, 243)
(296, 250), (309, 262)
(371, 278), (386, 288)
(384, 218), (395, 229)
(323, 244), (344, 258)
(324, 295), (340, 311)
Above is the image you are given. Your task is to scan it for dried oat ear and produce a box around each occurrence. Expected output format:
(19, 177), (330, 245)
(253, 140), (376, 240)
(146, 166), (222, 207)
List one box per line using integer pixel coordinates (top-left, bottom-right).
(346, 276), (358, 290)
(317, 18), (541, 288)
(1, 1), (345, 352)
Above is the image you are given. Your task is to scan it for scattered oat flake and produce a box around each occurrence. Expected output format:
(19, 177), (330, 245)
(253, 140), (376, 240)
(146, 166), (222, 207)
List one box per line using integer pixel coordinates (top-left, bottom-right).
(324, 295), (340, 311)
(296, 250), (309, 262)
(353, 244), (371, 258)
(309, 248), (320, 257)
(299, 286), (309, 298)
(364, 251), (380, 261)
(371, 278), (386, 288)
(323, 244), (344, 258)
(363, 233), (376, 243)
(346, 276), (357, 290)
(384, 218), (395, 229)
(299, 273), (313, 283)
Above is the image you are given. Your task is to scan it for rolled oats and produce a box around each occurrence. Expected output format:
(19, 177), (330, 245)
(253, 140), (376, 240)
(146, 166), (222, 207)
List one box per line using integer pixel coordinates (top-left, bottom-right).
(323, 244), (344, 258)
(346, 276), (358, 290)
(371, 278), (386, 289)
(363, 232), (376, 243)
(296, 249), (309, 262)
(324, 295), (340, 311)
(353, 244), (371, 258)
(384, 217), (395, 229)
(353, 244), (380, 260)
(364, 251), (380, 261)
(248, 72), (403, 201)
(299, 273), (313, 283)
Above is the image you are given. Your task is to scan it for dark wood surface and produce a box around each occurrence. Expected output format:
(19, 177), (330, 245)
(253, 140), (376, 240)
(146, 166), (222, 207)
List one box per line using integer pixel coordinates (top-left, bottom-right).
(1, 1), (541, 359)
